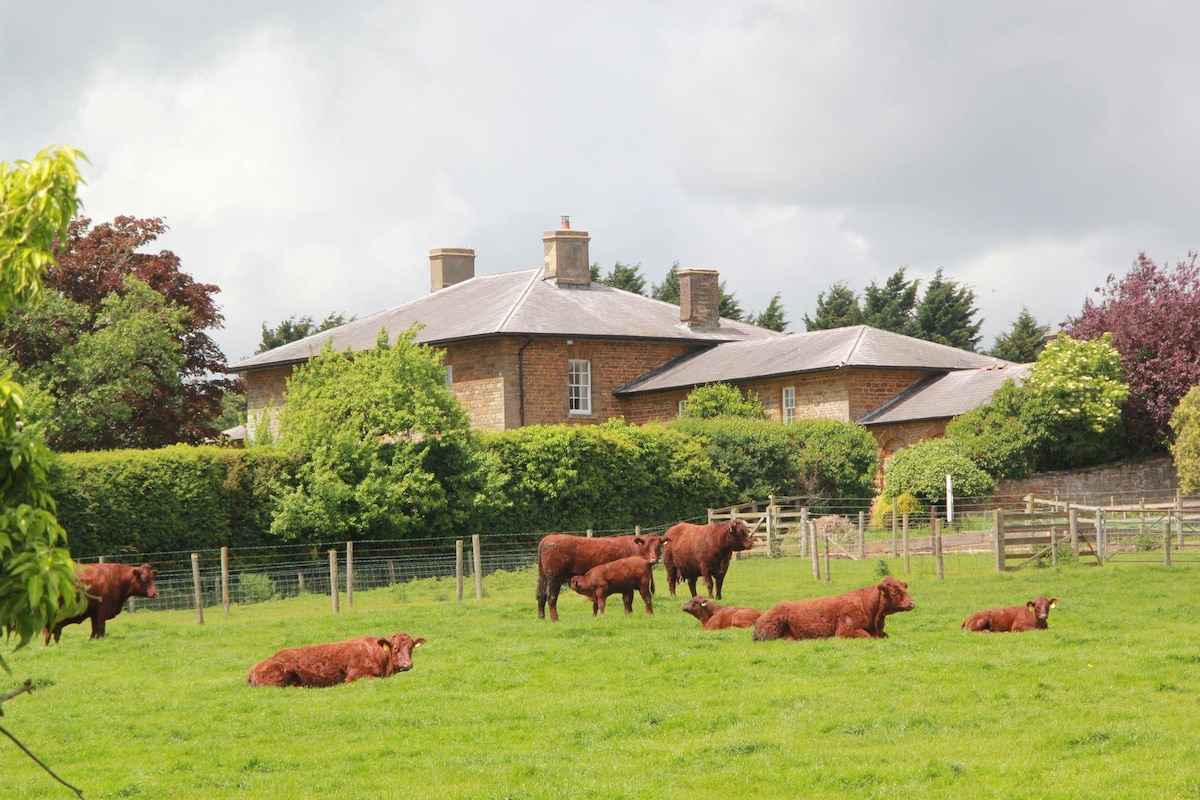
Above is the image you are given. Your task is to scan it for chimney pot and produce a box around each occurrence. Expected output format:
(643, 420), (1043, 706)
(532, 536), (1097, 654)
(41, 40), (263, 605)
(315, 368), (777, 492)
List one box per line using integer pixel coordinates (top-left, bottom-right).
(560, 215), (571, 229)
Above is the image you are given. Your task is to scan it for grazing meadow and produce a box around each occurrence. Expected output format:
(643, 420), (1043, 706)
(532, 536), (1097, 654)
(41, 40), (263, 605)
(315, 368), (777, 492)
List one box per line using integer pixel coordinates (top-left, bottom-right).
(4, 554), (1200, 799)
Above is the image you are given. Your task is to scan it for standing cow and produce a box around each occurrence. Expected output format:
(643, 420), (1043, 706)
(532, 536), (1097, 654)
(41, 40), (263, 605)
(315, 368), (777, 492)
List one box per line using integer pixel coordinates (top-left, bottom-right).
(681, 596), (761, 630)
(753, 576), (915, 641)
(662, 518), (755, 599)
(44, 562), (160, 643)
(537, 533), (667, 621)
(961, 597), (1058, 632)
(247, 632), (426, 688)
(569, 556), (655, 616)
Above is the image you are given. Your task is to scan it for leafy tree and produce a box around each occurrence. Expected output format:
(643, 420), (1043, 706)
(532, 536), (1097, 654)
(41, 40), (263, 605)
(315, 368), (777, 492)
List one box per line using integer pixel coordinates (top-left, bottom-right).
(989, 306), (1049, 363)
(862, 268), (920, 336)
(946, 334), (1128, 476)
(881, 438), (996, 509)
(679, 383), (766, 420)
(804, 281), (863, 331)
(750, 292), (789, 332)
(1170, 384), (1200, 492)
(259, 312), (352, 353)
(271, 327), (499, 540)
(0, 145), (87, 670)
(913, 268), (982, 351)
(594, 261), (647, 295)
(1064, 251), (1200, 453)
(1, 215), (239, 447)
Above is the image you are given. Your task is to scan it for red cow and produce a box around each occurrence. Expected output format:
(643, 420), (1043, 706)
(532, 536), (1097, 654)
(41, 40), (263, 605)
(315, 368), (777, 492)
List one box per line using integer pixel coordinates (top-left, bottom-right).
(681, 596), (762, 630)
(962, 597), (1058, 632)
(247, 632), (426, 688)
(537, 533), (667, 621)
(753, 576), (915, 641)
(44, 562), (160, 643)
(662, 518), (755, 599)
(569, 556), (655, 616)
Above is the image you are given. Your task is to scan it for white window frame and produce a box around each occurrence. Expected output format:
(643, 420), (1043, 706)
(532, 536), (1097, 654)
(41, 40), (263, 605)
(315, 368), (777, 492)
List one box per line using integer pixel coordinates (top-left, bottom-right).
(677, 399), (688, 417)
(568, 359), (592, 415)
(444, 365), (454, 389)
(782, 386), (796, 424)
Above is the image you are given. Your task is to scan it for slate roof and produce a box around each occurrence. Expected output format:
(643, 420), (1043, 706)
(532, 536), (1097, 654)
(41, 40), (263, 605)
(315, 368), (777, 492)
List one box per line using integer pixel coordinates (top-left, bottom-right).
(229, 268), (781, 372)
(857, 362), (1031, 425)
(614, 325), (1009, 396)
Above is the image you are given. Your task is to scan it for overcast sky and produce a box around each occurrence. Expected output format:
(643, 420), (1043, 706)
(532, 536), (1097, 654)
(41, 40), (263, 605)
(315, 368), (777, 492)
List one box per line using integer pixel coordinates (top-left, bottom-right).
(4, 1), (1198, 365)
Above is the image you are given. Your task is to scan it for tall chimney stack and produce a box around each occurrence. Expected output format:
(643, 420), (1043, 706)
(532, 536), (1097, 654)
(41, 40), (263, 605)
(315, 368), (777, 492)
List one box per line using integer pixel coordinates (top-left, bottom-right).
(429, 248), (475, 292)
(543, 218), (591, 287)
(678, 269), (721, 328)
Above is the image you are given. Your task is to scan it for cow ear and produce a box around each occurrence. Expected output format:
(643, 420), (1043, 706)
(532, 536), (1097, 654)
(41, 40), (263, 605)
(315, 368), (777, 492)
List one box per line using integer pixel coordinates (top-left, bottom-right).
(414, 638), (426, 647)
(634, 537), (645, 545)
(1049, 599), (1058, 608)
(1027, 601), (1037, 610)
(377, 638), (392, 649)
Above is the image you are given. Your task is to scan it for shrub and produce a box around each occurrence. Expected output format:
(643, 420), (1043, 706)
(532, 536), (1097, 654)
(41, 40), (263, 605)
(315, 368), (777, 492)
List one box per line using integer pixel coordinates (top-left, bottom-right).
(1170, 384), (1200, 492)
(882, 438), (995, 508)
(238, 573), (279, 604)
(679, 383), (766, 419)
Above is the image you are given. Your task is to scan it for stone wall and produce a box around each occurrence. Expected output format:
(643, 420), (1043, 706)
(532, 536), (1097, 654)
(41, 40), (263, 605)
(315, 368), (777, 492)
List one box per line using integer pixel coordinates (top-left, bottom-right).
(993, 455), (1180, 507)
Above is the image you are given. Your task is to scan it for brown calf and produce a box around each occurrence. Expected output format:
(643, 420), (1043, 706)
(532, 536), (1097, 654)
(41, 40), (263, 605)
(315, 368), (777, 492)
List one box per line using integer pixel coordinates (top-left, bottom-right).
(44, 562), (160, 643)
(753, 576), (915, 641)
(537, 533), (667, 621)
(568, 556), (655, 616)
(662, 518), (755, 599)
(962, 597), (1058, 632)
(681, 596), (762, 630)
(247, 632), (426, 688)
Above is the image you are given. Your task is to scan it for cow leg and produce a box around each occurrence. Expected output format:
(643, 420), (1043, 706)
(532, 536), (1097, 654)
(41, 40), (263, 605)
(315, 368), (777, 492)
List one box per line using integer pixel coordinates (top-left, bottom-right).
(714, 572), (725, 600)
(687, 576), (699, 598)
(699, 566), (715, 598)
(596, 594), (606, 616)
(666, 567), (678, 597)
(536, 574), (548, 619)
(622, 591), (634, 614)
(547, 582), (562, 622)
(90, 615), (106, 639)
(640, 586), (653, 615)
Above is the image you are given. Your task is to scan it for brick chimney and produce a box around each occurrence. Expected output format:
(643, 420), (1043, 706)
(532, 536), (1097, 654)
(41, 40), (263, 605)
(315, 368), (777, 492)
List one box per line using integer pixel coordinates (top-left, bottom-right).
(542, 217), (591, 287)
(429, 248), (475, 292)
(679, 268), (721, 328)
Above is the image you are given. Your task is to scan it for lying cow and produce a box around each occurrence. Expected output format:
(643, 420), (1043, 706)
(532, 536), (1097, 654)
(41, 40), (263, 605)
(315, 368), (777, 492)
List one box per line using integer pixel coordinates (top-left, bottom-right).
(44, 561), (160, 643)
(753, 576), (915, 641)
(681, 596), (761, 630)
(662, 518), (755, 599)
(962, 597), (1058, 632)
(537, 532), (667, 621)
(247, 632), (426, 688)
(569, 556), (655, 616)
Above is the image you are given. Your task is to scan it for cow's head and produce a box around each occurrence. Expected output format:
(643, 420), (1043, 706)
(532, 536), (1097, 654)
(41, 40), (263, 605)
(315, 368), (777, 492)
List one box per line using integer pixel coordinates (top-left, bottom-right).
(133, 563), (160, 599)
(1027, 596), (1057, 628)
(382, 632), (425, 673)
(725, 518), (755, 552)
(878, 576), (915, 613)
(633, 533), (666, 565)
(681, 596), (709, 620)
(569, 575), (592, 595)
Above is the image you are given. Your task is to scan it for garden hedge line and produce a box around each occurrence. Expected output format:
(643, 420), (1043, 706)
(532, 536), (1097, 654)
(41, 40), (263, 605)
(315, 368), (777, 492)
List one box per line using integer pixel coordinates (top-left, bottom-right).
(48, 418), (880, 557)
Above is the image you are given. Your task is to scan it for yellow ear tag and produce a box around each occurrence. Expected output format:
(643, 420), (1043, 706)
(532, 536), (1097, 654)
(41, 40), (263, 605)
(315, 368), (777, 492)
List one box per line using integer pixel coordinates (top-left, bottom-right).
(1050, 601), (1058, 608)
(381, 641), (391, 649)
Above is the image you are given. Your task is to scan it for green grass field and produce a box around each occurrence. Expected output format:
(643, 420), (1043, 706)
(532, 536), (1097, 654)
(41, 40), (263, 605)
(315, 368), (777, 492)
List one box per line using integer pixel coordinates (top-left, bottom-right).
(4, 555), (1200, 799)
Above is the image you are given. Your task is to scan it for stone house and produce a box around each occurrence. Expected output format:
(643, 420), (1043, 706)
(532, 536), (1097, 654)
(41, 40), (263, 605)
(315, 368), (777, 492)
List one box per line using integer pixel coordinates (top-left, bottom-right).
(228, 221), (1025, 463)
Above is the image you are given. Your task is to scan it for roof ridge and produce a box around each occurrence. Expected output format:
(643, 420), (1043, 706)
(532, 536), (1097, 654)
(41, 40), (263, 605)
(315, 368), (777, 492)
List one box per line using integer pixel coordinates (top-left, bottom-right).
(497, 268), (543, 331)
(841, 325), (869, 367)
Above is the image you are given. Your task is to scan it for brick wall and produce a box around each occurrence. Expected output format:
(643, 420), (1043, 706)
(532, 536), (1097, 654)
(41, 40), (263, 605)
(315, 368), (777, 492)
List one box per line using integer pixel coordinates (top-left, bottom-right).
(244, 365), (292, 441)
(994, 455), (1180, 507)
(847, 369), (929, 420)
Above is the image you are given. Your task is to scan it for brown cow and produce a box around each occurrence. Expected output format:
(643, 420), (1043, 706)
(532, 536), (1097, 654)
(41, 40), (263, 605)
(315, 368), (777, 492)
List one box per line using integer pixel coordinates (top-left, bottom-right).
(537, 532), (667, 621)
(568, 556), (656, 616)
(247, 632), (426, 688)
(681, 596), (761, 630)
(752, 576), (915, 641)
(962, 597), (1058, 632)
(44, 562), (160, 643)
(662, 518), (755, 599)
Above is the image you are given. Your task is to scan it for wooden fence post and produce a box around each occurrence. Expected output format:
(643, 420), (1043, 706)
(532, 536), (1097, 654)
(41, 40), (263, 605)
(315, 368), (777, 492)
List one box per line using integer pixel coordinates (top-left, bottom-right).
(191, 553), (204, 626)
(298, 572), (306, 593)
(587, 528), (593, 538)
(1068, 504), (1079, 560)
(1051, 526), (1059, 569)
(388, 561), (397, 585)
(891, 499), (898, 557)
(329, 549), (339, 614)
(810, 522), (820, 581)
(1025, 494), (1034, 513)
(935, 518), (944, 580)
(901, 513), (910, 574)
(995, 508), (1005, 573)
(1097, 509), (1106, 563)
(220, 546), (230, 615)
(767, 494), (778, 558)
(823, 532), (831, 583)
(346, 541), (354, 608)
(1164, 517), (1173, 568)
(858, 511), (865, 560)
(800, 507), (809, 557)
(456, 539), (464, 601)
(472, 534), (483, 600)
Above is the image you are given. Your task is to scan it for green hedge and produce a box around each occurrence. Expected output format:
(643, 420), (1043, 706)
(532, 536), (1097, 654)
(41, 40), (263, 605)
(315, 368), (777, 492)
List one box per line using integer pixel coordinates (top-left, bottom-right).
(49, 445), (302, 557)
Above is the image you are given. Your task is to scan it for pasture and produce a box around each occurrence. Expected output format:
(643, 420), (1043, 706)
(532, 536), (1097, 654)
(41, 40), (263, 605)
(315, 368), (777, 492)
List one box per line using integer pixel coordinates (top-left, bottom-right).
(4, 555), (1200, 799)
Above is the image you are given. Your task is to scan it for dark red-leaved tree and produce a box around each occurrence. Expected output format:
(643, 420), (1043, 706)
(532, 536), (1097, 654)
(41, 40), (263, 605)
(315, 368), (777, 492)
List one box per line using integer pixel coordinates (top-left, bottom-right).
(1063, 251), (1200, 453)
(45, 216), (241, 446)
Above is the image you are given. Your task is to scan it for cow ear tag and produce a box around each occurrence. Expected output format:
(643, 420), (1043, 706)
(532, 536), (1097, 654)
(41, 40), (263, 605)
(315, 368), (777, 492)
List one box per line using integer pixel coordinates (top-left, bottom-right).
(379, 639), (391, 649)
(1050, 600), (1057, 608)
